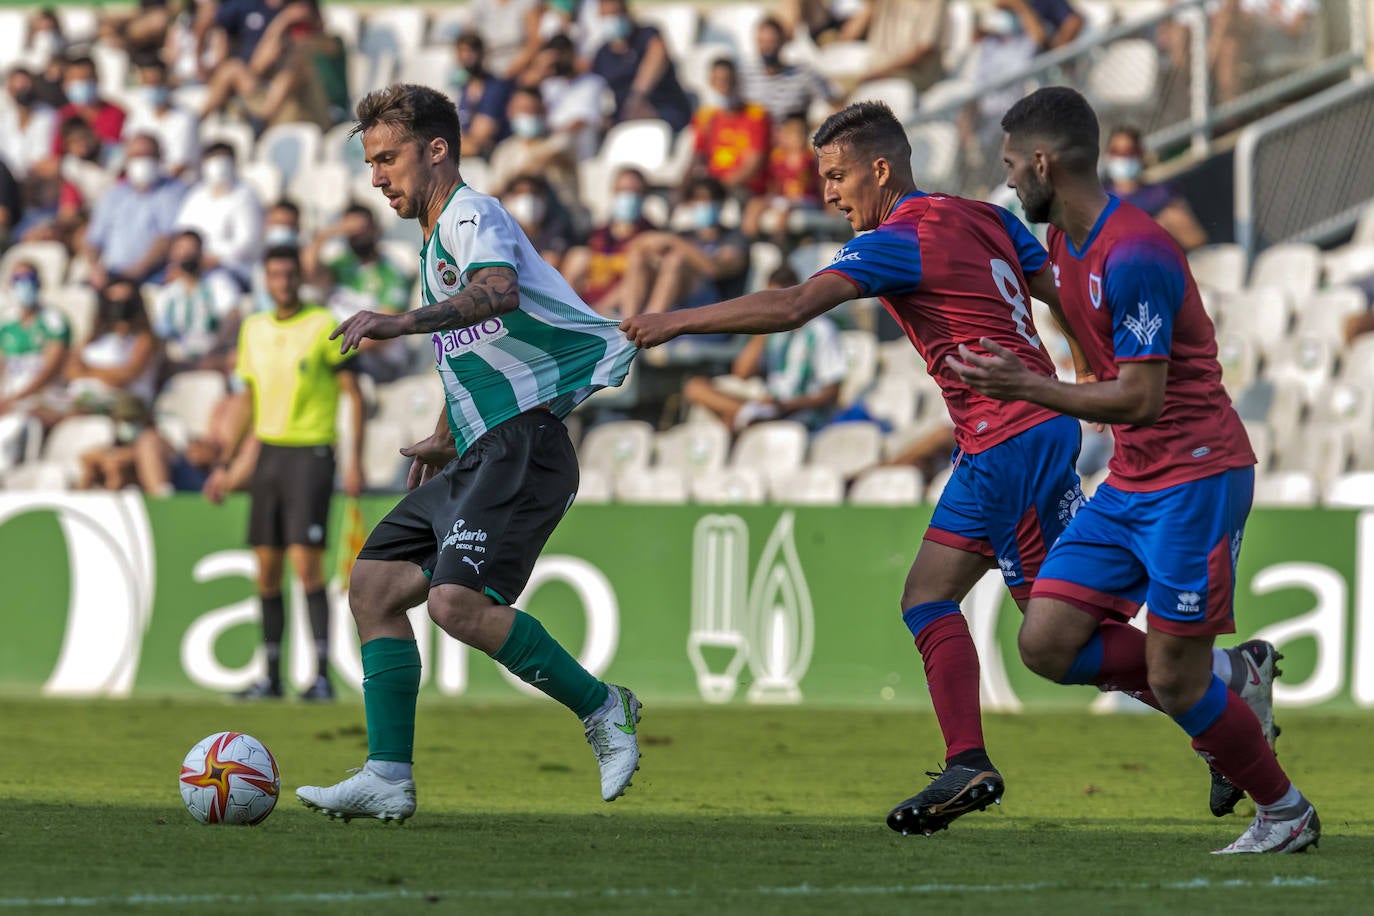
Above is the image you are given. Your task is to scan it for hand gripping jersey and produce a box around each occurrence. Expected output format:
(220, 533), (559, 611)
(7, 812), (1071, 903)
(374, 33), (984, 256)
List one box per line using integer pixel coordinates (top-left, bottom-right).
(420, 184), (636, 455)
(1046, 196), (1255, 490)
(815, 191), (1059, 453)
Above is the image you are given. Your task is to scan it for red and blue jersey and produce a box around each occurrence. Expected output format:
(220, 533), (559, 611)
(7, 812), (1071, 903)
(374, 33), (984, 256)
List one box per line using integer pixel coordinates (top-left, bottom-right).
(1048, 196), (1254, 490)
(815, 191), (1059, 454)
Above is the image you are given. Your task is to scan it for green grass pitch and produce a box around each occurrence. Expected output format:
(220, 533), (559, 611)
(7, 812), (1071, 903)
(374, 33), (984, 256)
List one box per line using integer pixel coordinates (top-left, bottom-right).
(2, 698), (1371, 915)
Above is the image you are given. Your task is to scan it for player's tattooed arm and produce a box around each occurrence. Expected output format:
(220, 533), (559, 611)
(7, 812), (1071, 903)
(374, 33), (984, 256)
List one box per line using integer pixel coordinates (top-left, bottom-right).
(331, 266), (519, 352)
(403, 266), (520, 334)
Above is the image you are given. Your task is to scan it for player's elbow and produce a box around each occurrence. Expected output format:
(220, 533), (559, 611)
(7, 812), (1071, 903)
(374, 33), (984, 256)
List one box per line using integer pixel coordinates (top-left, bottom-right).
(1123, 389), (1165, 426)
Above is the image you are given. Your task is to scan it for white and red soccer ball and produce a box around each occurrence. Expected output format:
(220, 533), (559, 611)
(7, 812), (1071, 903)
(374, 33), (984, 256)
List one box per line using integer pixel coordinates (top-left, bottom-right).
(178, 731), (280, 825)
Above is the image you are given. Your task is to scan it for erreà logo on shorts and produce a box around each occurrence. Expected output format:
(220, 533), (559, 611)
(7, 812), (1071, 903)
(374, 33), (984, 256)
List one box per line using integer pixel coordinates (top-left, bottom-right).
(432, 319), (508, 364)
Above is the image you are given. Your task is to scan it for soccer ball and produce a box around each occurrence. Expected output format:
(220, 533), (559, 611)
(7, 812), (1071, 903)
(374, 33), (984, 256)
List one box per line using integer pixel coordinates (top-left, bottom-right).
(178, 731), (280, 825)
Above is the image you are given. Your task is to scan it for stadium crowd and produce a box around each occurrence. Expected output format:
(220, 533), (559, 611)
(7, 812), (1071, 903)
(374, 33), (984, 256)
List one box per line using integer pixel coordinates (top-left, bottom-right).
(0, 0), (1345, 503)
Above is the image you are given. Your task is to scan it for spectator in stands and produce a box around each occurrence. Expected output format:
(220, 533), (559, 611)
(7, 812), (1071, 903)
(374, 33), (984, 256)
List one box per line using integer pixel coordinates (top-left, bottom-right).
(1004, 0), (1084, 51)
(741, 114), (824, 241)
(53, 57), (126, 155)
(856, 0), (947, 90)
(451, 33), (514, 160)
(685, 59), (772, 200)
(26, 11), (70, 109)
(16, 115), (111, 250)
(561, 167), (658, 316)
(619, 176), (749, 318)
(122, 55), (200, 178)
(956, 5), (1038, 181)
(175, 141), (264, 291)
(0, 159), (20, 250)
(206, 0), (287, 67)
(487, 87), (579, 205)
(521, 34), (610, 161)
(151, 229), (240, 374)
(105, 0), (178, 57)
(81, 133), (190, 288)
(683, 265), (847, 431)
(0, 260), (71, 471)
(200, 0), (347, 132)
(1102, 125), (1208, 251)
(303, 204), (415, 382)
(130, 393), (257, 497)
(780, 0), (871, 46)
(590, 0), (693, 134)
(881, 421), (956, 481)
(76, 390), (156, 491)
(466, 0), (542, 79)
(740, 17), (843, 124)
(0, 67), (59, 180)
(1211, 0), (1320, 106)
(249, 199), (303, 312)
(62, 277), (160, 417)
(501, 173), (579, 272)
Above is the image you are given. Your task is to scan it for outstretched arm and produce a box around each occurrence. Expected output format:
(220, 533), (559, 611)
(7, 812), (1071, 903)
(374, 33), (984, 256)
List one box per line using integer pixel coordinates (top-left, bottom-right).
(332, 266), (519, 353)
(620, 272), (857, 348)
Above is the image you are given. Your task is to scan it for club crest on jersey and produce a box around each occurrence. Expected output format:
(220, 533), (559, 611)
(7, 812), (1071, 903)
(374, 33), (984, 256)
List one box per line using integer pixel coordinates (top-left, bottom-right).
(1088, 273), (1102, 309)
(435, 259), (460, 290)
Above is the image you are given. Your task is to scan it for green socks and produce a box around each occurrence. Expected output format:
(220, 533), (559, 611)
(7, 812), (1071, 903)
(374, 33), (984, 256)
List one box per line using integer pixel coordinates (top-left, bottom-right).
(492, 610), (609, 718)
(362, 637), (421, 763)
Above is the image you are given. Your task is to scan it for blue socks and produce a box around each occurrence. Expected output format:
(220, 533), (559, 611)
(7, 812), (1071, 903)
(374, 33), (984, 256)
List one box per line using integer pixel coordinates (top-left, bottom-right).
(1060, 632), (1104, 685)
(1173, 675), (1229, 737)
(902, 600), (961, 640)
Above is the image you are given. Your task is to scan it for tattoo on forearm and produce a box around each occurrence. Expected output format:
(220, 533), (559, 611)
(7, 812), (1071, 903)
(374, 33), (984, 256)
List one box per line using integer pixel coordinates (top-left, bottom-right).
(407, 267), (519, 334)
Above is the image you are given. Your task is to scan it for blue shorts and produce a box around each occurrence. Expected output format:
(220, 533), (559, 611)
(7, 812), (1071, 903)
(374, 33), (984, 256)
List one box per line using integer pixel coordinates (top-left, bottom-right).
(926, 414), (1083, 600)
(1032, 466), (1255, 637)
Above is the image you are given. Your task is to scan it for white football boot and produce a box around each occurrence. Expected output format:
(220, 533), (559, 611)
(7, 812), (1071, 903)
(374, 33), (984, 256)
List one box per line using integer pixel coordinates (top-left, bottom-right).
(1213, 803), (1321, 854)
(1227, 640), (1282, 747)
(582, 684), (642, 801)
(296, 767), (416, 822)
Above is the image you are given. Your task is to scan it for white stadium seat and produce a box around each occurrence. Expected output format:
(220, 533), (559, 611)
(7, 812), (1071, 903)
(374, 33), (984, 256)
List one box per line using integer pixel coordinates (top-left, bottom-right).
(153, 370), (227, 440)
(838, 330), (878, 406)
(576, 468), (612, 504)
(1253, 471), (1318, 507)
(639, 3), (702, 62)
(199, 119), (257, 170)
(42, 415), (116, 485)
(601, 119), (675, 175)
(655, 420), (731, 477)
(908, 122), (960, 189)
(1086, 39), (1159, 110)
(849, 465), (924, 505)
(360, 7), (427, 58)
(1295, 285), (1367, 345)
(255, 122), (322, 190)
(615, 466), (689, 504)
(925, 465), (955, 502)
(1249, 243), (1322, 300)
(768, 466), (844, 505)
(579, 420), (655, 477)
(1325, 472), (1374, 508)
(809, 422), (883, 480)
(1, 241), (68, 293)
(690, 467), (766, 504)
(1188, 244), (1247, 295)
(730, 420), (809, 483)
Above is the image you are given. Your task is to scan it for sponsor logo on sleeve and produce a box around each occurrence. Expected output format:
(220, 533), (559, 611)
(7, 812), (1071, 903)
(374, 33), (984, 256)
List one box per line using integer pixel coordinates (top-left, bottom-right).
(1124, 301), (1163, 346)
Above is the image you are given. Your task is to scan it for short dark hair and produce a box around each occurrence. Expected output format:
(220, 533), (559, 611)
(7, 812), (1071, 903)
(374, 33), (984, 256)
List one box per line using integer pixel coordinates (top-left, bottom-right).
(710, 57), (737, 76)
(351, 83), (462, 163)
(1000, 86), (1100, 171)
(455, 33), (484, 53)
(173, 228), (203, 247)
(767, 265), (800, 287)
(758, 15), (785, 35)
(263, 245), (301, 268)
(685, 175), (727, 203)
(812, 100), (911, 166)
(203, 141), (235, 160)
(270, 198), (300, 218)
(65, 55), (96, 74)
(134, 54), (166, 74)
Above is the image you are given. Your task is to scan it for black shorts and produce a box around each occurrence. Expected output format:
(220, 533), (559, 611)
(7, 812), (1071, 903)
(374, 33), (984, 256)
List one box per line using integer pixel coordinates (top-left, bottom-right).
(248, 443), (336, 548)
(357, 409), (579, 604)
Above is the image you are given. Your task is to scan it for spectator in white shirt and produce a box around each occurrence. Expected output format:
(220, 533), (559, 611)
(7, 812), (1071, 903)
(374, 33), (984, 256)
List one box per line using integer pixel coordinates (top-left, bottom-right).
(122, 56), (200, 179)
(174, 142), (264, 291)
(0, 67), (58, 179)
(524, 34), (609, 161)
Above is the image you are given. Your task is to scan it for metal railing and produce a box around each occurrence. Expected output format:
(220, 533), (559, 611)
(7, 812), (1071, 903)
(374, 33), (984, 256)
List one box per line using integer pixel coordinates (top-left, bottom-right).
(1234, 73), (1374, 263)
(913, 0), (1367, 202)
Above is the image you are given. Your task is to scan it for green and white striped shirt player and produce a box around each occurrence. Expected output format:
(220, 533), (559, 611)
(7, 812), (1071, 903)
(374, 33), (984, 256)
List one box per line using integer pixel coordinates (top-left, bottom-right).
(421, 183), (636, 455)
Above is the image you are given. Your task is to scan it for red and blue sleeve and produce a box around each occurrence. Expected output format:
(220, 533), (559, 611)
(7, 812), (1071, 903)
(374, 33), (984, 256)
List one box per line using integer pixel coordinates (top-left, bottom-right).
(994, 205), (1049, 277)
(1104, 239), (1186, 362)
(813, 226), (923, 298)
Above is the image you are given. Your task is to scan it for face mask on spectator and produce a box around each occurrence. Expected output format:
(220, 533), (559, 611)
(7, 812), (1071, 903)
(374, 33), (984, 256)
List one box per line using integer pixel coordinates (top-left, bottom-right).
(11, 86), (35, 108)
(510, 114), (547, 139)
(450, 65), (472, 88)
(126, 156), (160, 190)
(1105, 155), (1143, 183)
(760, 51), (783, 69)
(979, 10), (1019, 36)
(65, 79), (97, 106)
(610, 191), (643, 223)
(604, 16), (632, 43)
(690, 201), (721, 230)
(506, 193), (547, 226)
(265, 225), (299, 246)
(346, 231), (377, 258)
(12, 275), (39, 309)
(143, 84), (171, 108)
(202, 155), (235, 189)
(178, 255), (202, 275)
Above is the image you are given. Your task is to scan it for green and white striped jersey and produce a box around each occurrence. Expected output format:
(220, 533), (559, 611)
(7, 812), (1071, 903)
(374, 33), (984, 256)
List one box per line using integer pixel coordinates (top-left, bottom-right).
(420, 183), (635, 455)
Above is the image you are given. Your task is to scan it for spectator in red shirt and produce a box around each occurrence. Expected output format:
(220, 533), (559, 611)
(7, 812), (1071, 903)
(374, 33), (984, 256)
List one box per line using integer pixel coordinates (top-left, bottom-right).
(684, 58), (771, 200)
(742, 113), (823, 241)
(51, 57), (126, 156)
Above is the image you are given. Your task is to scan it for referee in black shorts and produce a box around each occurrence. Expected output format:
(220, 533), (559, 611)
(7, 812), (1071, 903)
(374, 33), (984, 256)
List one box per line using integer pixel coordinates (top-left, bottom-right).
(205, 245), (366, 700)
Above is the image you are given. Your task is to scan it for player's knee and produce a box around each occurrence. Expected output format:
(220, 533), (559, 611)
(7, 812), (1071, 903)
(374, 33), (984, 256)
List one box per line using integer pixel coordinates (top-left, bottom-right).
(427, 586), (488, 645)
(1017, 627), (1071, 682)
